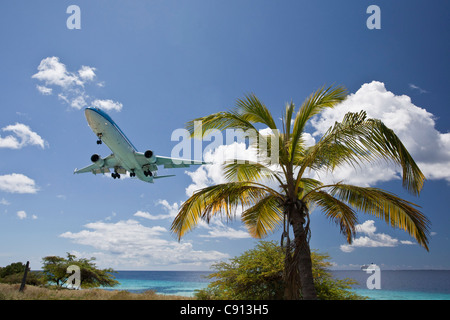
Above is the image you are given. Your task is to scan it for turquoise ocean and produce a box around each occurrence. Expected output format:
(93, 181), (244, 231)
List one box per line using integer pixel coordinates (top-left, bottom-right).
(103, 270), (450, 300)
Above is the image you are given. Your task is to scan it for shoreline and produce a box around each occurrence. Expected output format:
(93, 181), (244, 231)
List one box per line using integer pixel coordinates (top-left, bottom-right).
(2, 283), (450, 300)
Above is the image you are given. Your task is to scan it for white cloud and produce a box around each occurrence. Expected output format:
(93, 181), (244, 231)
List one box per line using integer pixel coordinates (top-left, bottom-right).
(60, 219), (228, 269)
(36, 85), (52, 95)
(409, 83), (428, 94)
(32, 56), (83, 88)
(198, 220), (250, 239)
(92, 99), (123, 112)
(78, 65), (96, 81)
(70, 95), (87, 110)
(0, 173), (38, 194)
(17, 210), (27, 220)
(0, 123), (46, 149)
(33, 57), (122, 112)
(310, 81), (450, 184)
(134, 200), (181, 220)
(0, 198), (10, 205)
(185, 142), (258, 196)
(340, 220), (415, 253)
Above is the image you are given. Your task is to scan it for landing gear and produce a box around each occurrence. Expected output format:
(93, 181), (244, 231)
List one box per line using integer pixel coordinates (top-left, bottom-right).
(112, 171), (120, 179)
(144, 170), (153, 177)
(96, 133), (103, 144)
(130, 170), (136, 177)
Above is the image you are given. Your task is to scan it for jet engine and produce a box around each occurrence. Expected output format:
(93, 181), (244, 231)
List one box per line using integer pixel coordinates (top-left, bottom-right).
(144, 150), (156, 162)
(91, 154), (105, 167)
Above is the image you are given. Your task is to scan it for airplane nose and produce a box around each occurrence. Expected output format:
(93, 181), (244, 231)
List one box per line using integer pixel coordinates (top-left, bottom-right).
(85, 108), (97, 128)
(85, 108), (91, 121)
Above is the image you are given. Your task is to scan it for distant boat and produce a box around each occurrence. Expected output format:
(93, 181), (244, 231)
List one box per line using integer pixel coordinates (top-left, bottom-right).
(361, 263), (377, 271)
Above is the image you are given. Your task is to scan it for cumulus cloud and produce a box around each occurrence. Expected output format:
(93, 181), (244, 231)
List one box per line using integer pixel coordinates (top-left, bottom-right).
(36, 85), (52, 95)
(309, 81), (450, 184)
(134, 200), (180, 220)
(0, 123), (46, 149)
(198, 220), (250, 239)
(340, 220), (415, 252)
(32, 56), (122, 112)
(78, 65), (96, 81)
(17, 210), (27, 220)
(70, 95), (87, 110)
(0, 173), (38, 194)
(92, 99), (123, 112)
(32, 56), (84, 88)
(60, 219), (228, 268)
(185, 142), (259, 196)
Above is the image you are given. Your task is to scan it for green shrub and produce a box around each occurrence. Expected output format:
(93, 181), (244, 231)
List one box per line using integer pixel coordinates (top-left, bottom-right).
(195, 241), (364, 300)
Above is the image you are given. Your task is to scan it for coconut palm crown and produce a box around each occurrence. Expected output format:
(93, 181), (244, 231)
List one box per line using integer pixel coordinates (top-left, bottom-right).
(171, 85), (430, 299)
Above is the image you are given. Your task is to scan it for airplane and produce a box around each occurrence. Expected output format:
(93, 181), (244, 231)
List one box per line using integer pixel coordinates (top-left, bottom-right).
(74, 107), (206, 183)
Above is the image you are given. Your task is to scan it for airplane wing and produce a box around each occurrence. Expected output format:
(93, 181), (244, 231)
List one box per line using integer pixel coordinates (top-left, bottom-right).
(134, 152), (207, 169)
(153, 174), (176, 179)
(74, 154), (124, 175)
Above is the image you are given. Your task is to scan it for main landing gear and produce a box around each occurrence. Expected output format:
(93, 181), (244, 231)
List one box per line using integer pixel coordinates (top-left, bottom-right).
(112, 172), (120, 179)
(144, 170), (153, 177)
(130, 170), (136, 177)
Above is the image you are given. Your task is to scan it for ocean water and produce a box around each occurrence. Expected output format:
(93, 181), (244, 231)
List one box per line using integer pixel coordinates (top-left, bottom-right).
(103, 270), (450, 299)
(331, 270), (450, 300)
(103, 271), (212, 297)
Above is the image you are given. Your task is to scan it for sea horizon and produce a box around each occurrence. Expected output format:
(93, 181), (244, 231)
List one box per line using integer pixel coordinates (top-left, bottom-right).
(98, 269), (450, 300)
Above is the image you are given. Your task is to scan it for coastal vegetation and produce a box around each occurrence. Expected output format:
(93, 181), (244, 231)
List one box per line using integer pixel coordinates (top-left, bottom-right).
(41, 253), (118, 289)
(0, 257), (189, 300)
(171, 85), (431, 299)
(0, 244), (361, 300)
(195, 241), (364, 300)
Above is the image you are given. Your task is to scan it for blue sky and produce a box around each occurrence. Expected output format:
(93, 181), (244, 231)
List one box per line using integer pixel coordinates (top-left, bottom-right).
(0, 1), (449, 271)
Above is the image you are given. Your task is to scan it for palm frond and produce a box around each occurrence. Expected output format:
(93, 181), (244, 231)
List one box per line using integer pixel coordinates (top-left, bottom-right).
(297, 111), (425, 196)
(290, 85), (348, 163)
(296, 178), (324, 198)
(235, 93), (277, 130)
(171, 182), (279, 240)
(223, 161), (284, 185)
(366, 118), (425, 195)
(306, 190), (357, 243)
(186, 111), (257, 138)
(282, 101), (295, 139)
(321, 184), (430, 250)
(241, 194), (284, 238)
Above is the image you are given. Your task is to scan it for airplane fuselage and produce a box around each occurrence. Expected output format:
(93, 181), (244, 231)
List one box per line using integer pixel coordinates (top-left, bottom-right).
(84, 107), (155, 182)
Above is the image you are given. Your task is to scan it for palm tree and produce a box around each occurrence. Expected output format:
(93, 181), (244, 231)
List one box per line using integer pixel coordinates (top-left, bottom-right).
(171, 85), (430, 300)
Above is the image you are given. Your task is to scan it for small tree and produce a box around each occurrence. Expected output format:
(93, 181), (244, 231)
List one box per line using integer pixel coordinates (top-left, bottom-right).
(0, 262), (46, 286)
(0, 262), (26, 278)
(195, 241), (363, 300)
(41, 253), (119, 289)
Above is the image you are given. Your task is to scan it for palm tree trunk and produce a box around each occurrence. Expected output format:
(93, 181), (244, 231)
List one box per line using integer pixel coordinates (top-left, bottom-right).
(290, 207), (317, 300)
